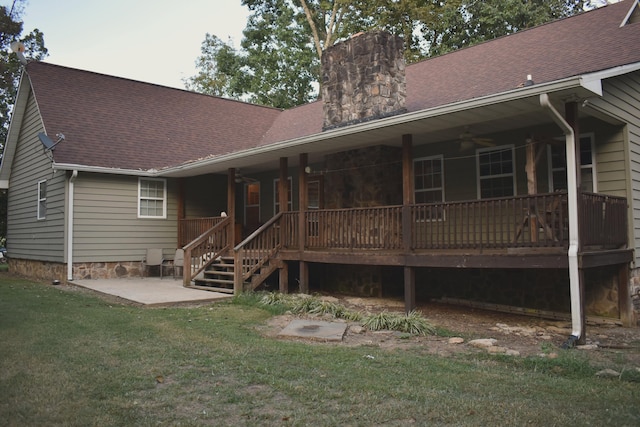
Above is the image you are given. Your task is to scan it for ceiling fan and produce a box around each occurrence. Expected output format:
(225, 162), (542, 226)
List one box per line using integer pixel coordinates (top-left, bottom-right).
(458, 127), (495, 151)
(234, 170), (258, 184)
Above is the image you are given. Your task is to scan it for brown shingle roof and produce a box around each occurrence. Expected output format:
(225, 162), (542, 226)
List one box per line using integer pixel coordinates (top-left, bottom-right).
(27, 62), (281, 170)
(26, 1), (640, 168)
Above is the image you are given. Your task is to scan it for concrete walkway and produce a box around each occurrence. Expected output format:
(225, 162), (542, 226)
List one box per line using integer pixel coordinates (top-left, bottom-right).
(70, 277), (232, 306)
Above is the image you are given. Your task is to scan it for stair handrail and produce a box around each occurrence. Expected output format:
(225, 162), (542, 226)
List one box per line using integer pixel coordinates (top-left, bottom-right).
(183, 216), (232, 286)
(233, 212), (284, 293)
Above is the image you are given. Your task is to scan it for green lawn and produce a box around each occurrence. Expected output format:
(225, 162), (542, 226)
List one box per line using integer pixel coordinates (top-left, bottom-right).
(1, 274), (639, 426)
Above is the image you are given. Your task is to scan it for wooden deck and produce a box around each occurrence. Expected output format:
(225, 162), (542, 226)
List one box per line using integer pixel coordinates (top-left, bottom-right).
(180, 191), (631, 287)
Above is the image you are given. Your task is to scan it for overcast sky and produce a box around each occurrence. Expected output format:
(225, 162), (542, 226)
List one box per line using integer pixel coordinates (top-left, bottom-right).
(8, 0), (249, 89)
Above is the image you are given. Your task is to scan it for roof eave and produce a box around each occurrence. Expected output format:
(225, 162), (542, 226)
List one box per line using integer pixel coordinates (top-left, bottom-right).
(159, 74), (603, 178)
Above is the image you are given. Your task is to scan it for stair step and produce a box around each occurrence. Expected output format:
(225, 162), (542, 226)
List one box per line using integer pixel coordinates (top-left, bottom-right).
(187, 284), (235, 294)
(196, 277), (234, 286)
(205, 271), (234, 277)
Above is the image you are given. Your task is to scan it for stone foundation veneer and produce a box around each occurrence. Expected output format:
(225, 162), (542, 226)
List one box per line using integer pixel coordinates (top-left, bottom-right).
(629, 267), (640, 325)
(8, 258), (144, 283)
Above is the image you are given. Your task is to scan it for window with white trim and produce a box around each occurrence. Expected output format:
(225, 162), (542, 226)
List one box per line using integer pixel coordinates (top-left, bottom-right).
(414, 155), (444, 204)
(37, 180), (47, 220)
(477, 145), (516, 199)
(548, 135), (596, 192)
(138, 178), (167, 218)
(414, 155), (445, 220)
(274, 177), (292, 214)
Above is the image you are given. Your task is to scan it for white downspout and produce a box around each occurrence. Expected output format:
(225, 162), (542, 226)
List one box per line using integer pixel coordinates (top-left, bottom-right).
(67, 170), (78, 281)
(540, 94), (581, 345)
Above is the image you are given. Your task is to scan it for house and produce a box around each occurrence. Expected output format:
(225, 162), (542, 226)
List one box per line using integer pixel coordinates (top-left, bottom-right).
(2, 1), (640, 344)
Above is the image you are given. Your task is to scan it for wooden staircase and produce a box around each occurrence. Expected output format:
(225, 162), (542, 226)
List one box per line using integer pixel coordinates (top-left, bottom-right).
(190, 256), (236, 293)
(190, 254), (283, 293)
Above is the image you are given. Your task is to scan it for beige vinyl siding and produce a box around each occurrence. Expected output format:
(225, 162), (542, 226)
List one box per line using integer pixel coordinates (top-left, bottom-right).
(587, 72), (640, 263)
(593, 126), (626, 195)
(72, 173), (178, 262)
(6, 90), (66, 262)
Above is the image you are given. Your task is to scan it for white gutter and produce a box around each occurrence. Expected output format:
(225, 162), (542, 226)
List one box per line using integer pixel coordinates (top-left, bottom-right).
(539, 93), (581, 345)
(52, 163), (160, 177)
(67, 170), (78, 281)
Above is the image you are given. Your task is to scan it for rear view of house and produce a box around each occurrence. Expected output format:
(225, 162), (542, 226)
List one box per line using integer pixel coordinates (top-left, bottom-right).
(2, 1), (640, 343)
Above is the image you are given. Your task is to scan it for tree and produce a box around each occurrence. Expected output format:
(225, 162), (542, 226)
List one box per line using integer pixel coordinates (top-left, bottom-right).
(1, 0), (48, 147)
(186, 0), (587, 108)
(0, 0), (48, 247)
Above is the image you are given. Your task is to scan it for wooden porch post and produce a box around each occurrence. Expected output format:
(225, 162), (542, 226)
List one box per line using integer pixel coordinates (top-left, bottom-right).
(566, 101), (586, 344)
(279, 157), (289, 212)
(227, 168), (236, 245)
(402, 134), (416, 312)
(525, 141), (539, 243)
(228, 168), (243, 294)
(177, 178), (185, 247)
(298, 153), (309, 293)
(279, 157), (289, 293)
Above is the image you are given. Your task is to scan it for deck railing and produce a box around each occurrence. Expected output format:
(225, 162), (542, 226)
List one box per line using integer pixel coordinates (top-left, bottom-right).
(179, 216), (227, 247)
(580, 192), (627, 248)
(287, 191), (626, 251)
(183, 217), (231, 286)
(184, 191), (627, 288)
(233, 213), (289, 291)
(411, 193), (569, 250)
(305, 206), (403, 249)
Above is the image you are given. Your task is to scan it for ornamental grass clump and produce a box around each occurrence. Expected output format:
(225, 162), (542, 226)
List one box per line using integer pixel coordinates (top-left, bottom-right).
(363, 310), (436, 336)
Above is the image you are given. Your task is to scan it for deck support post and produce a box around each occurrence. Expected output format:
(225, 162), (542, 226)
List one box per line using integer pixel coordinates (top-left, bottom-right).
(279, 261), (289, 294)
(298, 153), (309, 293)
(299, 261), (309, 294)
(404, 266), (416, 313)
(618, 263), (632, 326)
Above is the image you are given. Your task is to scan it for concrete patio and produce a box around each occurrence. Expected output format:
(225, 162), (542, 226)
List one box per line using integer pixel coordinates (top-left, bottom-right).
(70, 277), (232, 306)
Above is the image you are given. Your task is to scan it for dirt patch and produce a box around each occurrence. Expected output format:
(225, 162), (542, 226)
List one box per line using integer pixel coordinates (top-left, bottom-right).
(261, 296), (640, 367)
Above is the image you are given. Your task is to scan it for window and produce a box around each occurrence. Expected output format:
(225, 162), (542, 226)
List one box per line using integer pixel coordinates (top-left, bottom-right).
(308, 179), (322, 210)
(138, 178), (167, 218)
(548, 135), (596, 192)
(414, 155), (444, 204)
(37, 180), (46, 220)
(274, 177), (292, 214)
(477, 146), (515, 199)
(245, 182), (260, 231)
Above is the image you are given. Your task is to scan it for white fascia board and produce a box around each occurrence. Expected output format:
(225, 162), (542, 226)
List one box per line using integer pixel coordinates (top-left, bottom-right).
(52, 163), (160, 177)
(158, 76), (599, 177)
(580, 63), (640, 92)
(0, 69), (31, 184)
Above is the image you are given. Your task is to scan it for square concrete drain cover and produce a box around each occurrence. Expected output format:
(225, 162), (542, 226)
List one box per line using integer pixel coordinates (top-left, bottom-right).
(278, 319), (347, 342)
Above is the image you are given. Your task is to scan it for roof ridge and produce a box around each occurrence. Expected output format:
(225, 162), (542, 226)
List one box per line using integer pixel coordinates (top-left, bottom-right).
(405, 1), (620, 68)
(27, 61), (283, 112)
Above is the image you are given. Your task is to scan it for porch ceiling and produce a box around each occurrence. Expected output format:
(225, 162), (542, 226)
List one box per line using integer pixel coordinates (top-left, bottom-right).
(160, 84), (598, 178)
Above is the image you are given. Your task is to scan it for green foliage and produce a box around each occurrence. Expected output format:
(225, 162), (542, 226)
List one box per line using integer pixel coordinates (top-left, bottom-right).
(253, 291), (436, 334)
(187, 0), (586, 107)
(1, 0), (48, 144)
(361, 309), (436, 336)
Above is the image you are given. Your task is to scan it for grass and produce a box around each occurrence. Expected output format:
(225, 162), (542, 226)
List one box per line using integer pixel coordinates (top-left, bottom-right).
(1, 275), (639, 426)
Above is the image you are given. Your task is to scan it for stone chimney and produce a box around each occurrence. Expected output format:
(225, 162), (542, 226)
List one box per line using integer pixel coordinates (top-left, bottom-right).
(321, 31), (406, 131)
